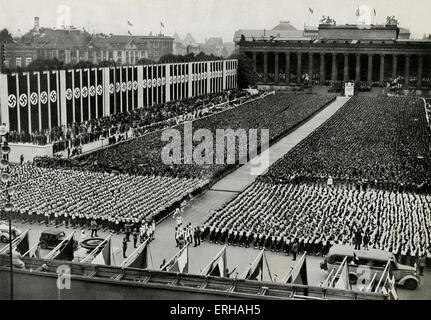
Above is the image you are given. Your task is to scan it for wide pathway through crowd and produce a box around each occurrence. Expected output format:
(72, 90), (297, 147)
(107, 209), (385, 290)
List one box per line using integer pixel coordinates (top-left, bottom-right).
(150, 96), (351, 270)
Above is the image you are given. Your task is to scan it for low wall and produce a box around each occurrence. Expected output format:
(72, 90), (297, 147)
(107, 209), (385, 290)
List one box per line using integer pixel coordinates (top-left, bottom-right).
(9, 143), (53, 163)
(0, 268), (236, 300)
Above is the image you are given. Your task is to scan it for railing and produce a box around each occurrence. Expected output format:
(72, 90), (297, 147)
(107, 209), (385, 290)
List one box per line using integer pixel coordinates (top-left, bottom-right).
(0, 254), (389, 300)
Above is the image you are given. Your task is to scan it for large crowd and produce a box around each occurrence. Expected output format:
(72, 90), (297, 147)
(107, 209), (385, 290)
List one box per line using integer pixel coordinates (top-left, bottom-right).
(202, 181), (431, 261)
(263, 96), (431, 193)
(35, 93), (336, 180)
(1, 164), (207, 230)
(201, 95), (431, 263)
(8, 90), (247, 151)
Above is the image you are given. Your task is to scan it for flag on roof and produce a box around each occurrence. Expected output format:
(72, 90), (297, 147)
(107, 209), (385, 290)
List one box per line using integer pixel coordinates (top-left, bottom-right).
(161, 22), (165, 28)
(309, 8), (314, 14)
(127, 20), (133, 27)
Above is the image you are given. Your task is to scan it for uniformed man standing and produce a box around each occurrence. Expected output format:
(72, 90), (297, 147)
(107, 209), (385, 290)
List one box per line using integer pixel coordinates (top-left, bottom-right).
(122, 237), (128, 258)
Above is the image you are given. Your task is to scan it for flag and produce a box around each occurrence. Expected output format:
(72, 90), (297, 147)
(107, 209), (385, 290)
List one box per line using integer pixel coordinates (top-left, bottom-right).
(373, 9), (376, 16)
(54, 238), (75, 261)
(128, 30), (133, 36)
(309, 8), (314, 14)
(161, 22), (165, 28)
(16, 232), (29, 256)
(162, 246), (188, 273)
(283, 253), (308, 285)
(127, 20), (133, 26)
(355, 6), (360, 17)
(335, 260), (351, 290)
(241, 250), (264, 281)
(127, 243), (148, 269)
(91, 238), (112, 266)
(201, 246), (227, 277)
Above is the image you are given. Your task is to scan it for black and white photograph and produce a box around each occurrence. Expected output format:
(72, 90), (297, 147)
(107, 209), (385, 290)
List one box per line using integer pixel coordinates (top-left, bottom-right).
(0, 0), (430, 305)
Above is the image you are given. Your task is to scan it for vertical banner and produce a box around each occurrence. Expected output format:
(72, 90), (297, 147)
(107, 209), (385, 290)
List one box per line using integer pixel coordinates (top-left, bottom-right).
(143, 65), (148, 108)
(132, 66), (138, 110)
(96, 68), (104, 118)
(49, 71), (59, 128)
(65, 70), (75, 125)
(148, 65), (153, 106)
(109, 67), (116, 115)
(40, 72), (49, 130)
(89, 68), (97, 119)
(29, 72), (38, 133)
(18, 73), (29, 134)
(137, 65), (143, 108)
(6, 74), (17, 131)
(73, 69), (81, 123)
(164, 63), (170, 103)
(172, 64), (177, 101)
(115, 67), (121, 114)
(121, 67), (127, 112)
(82, 69), (89, 121)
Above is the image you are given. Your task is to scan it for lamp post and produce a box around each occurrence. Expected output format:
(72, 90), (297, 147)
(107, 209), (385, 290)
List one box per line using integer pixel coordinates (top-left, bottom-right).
(0, 124), (13, 300)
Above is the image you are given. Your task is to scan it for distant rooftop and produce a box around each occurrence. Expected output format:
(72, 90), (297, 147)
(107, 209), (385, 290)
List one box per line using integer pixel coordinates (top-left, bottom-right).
(272, 21), (297, 31)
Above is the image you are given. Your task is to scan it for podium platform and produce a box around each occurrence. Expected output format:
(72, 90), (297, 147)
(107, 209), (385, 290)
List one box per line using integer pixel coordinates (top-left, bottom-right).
(9, 143), (53, 163)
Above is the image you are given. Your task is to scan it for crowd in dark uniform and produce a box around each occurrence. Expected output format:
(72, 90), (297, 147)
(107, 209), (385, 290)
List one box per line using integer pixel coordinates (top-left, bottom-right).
(200, 95), (431, 266)
(33, 93), (336, 181)
(202, 182), (431, 265)
(2, 164), (207, 232)
(264, 96), (431, 193)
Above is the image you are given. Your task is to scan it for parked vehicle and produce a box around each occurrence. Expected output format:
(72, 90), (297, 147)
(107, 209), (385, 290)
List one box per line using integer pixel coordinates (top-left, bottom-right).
(38, 230), (78, 250)
(320, 245), (421, 290)
(0, 221), (21, 243)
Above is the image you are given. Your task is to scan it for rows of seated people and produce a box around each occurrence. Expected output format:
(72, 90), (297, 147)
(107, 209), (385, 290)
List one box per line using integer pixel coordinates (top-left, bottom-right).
(201, 181), (431, 262)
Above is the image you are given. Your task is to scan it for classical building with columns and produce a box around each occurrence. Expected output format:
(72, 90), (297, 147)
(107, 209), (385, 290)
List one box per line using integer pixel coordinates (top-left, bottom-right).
(234, 21), (431, 90)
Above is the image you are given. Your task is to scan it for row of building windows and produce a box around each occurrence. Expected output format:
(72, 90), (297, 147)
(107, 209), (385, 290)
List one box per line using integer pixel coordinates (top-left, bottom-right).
(4, 57), (33, 68)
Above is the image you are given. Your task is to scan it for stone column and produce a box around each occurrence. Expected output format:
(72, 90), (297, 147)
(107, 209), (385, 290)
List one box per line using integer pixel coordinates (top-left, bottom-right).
(331, 53), (337, 81)
(392, 55), (398, 80)
(285, 52), (290, 83)
(320, 53), (325, 84)
(355, 54), (361, 81)
(367, 54), (373, 83)
(263, 52), (268, 82)
(404, 55), (410, 87)
(252, 52), (257, 73)
(417, 55), (423, 89)
(296, 52), (302, 84)
(379, 54), (385, 86)
(343, 53), (349, 81)
(274, 52), (279, 82)
(308, 53), (313, 81)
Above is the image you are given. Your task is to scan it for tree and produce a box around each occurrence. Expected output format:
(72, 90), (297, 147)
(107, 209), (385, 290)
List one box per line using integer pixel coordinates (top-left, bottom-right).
(27, 58), (65, 71)
(0, 28), (13, 43)
(230, 53), (257, 88)
(137, 58), (156, 65)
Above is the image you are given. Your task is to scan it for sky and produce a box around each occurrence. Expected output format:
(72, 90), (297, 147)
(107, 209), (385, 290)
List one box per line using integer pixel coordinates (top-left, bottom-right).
(1, 0), (430, 42)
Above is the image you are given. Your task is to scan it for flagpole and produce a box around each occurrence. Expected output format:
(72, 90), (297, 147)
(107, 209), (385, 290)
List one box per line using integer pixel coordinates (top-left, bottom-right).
(199, 245), (227, 276)
(161, 244), (188, 271)
(329, 256), (347, 288)
(239, 249), (264, 279)
(121, 238), (149, 269)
